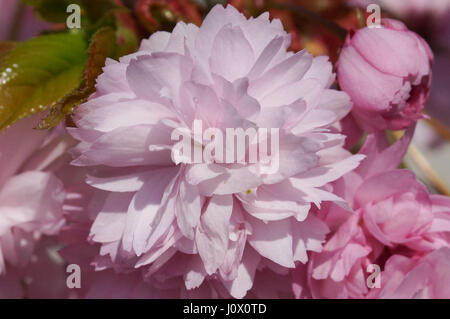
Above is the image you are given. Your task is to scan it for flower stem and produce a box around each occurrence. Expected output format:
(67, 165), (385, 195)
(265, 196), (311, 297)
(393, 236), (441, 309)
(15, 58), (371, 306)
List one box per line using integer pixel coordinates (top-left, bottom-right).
(426, 117), (450, 142)
(392, 131), (450, 196)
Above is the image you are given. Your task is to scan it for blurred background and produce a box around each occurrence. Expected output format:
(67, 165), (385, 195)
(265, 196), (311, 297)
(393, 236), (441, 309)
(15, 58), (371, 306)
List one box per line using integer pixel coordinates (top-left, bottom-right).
(1, 0), (449, 194)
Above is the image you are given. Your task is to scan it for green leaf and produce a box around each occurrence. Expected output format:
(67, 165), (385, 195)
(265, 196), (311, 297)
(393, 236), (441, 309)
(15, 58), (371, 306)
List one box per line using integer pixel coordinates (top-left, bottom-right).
(0, 31), (88, 130)
(10, 1), (138, 130)
(38, 27), (117, 129)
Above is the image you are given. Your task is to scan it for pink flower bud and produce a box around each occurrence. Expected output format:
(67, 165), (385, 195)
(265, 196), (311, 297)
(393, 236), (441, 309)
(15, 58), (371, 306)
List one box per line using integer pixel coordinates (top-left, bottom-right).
(337, 19), (433, 131)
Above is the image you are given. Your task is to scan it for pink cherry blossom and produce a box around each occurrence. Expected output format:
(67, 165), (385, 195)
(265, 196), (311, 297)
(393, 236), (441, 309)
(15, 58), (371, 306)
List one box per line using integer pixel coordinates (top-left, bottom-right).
(1, 0), (450, 301)
(337, 19), (433, 131)
(69, 4), (363, 298)
(0, 116), (78, 298)
(294, 126), (450, 298)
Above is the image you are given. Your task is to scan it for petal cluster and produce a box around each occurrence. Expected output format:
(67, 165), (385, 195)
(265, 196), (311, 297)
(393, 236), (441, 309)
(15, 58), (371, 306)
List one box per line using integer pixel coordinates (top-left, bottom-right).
(0, 116), (67, 291)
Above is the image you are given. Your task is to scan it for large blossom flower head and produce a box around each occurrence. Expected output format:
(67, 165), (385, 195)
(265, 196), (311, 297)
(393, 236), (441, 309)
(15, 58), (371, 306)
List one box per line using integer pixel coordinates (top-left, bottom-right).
(70, 4), (363, 298)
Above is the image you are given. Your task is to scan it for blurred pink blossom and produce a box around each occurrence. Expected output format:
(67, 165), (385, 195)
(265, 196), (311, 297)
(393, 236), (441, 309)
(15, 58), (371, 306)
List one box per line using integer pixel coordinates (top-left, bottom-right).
(0, 116), (66, 276)
(0, 116), (78, 298)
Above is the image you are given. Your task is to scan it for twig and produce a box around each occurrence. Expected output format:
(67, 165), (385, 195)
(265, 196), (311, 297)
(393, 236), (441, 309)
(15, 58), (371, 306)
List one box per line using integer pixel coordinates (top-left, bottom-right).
(392, 131), (450, 196)
(425, 117), (450, 142)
